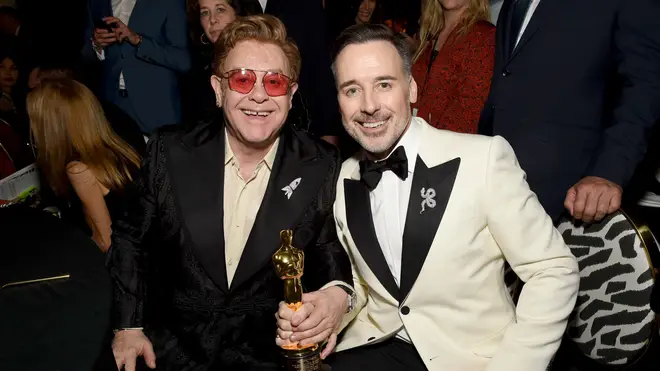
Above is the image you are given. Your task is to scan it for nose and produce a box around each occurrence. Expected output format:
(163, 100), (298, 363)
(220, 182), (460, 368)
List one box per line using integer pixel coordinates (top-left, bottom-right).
(360, 89), (379, 115)
(210, 14), (218, 24)
(248, 77), (269, 104)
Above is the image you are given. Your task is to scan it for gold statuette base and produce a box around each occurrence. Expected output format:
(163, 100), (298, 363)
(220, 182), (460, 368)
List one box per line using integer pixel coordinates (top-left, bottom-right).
(281, 346), (324, 371)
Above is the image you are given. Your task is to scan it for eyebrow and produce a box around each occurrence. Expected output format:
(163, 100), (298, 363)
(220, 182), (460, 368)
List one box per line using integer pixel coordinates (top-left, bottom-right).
(338, 75), (398, 90)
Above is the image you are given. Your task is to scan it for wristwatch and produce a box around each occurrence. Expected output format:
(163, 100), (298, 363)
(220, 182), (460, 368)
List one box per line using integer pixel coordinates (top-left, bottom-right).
(337, 285), (357, 313)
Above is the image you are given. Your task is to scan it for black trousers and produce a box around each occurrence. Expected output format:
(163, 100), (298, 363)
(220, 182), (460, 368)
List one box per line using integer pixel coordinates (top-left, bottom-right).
(327, 338), (427, 371)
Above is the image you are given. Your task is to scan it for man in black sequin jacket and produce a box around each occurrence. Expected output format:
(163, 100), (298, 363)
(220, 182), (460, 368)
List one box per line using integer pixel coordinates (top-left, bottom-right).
(106, 15), (354, 371)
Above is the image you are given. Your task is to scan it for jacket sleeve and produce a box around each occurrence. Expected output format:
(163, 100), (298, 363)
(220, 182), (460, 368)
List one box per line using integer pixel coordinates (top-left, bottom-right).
(484, 136), (580, 371)
(134, 0), (192, 73)
(302, 149), (354, 295)
(106, 133), (163, 329)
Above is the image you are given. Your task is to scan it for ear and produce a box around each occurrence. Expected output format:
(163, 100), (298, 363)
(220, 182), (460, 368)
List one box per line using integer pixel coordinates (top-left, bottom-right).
(288, 83), (299, 107)
(210, 75), (224, 107)
(408, 76), (418, 104)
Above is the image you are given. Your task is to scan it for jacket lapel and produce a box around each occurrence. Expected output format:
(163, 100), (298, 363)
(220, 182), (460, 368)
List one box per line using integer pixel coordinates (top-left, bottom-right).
(166, 125), (228, 292)
(344, 177), (400, 302)
(498, 0), (515, 63)
(127, 0), (152, 29)
(507, 0), (562, 63)
(229, 129), (329, 291)
(399, 157), (460, 301)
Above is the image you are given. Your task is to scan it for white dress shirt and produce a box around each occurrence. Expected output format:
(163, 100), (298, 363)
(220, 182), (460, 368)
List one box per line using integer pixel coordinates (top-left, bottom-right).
(94, 0), (137, 90)
(368, 117), (422, 342)
(515, 0), (542, 46)
(258, 0), (268, 12)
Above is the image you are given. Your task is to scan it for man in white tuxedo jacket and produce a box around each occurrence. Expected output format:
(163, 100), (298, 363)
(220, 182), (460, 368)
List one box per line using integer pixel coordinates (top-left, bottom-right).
(320, 24), (579, 371)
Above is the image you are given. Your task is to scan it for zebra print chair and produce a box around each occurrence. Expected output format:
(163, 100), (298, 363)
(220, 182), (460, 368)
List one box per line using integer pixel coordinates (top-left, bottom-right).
(555, 210), (659, 367)
(505, 209), (659, 368)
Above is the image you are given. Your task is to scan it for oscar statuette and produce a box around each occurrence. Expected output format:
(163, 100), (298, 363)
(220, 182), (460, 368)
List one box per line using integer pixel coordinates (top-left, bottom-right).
(272, 230), (323, 371)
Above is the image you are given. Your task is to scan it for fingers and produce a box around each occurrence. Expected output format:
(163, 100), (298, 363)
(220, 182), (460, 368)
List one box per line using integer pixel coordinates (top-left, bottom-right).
(93, 29), (117, 46)
(143, 341), (157, 369)
(103, 16), (122, 25)
(277, 328), (293, 340)
(277, 301), (295, 321)
(275, 330), (295, 347)
(290, 303), (315, 328)
(298, 328), (332, 347)
(608, 189), (622, 214)
(320, 333), (338, 359)
(594, 193), (610, 222)
(572, 185), (588, 221)
(293, 305), (324, 332)
(114, 351), (123, 371)
(277, 316), (293, 332)
(564, 188), (577, 216)
(290, 317), (329, 343)
(581, 191), (601, 223)
(124, 348), (138, 371)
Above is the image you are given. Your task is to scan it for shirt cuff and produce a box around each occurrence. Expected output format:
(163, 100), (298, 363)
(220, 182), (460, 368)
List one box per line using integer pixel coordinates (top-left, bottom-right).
(113, 327), (144, 334)
(92, 40), (105, 61)
(320, 280), (354, 293)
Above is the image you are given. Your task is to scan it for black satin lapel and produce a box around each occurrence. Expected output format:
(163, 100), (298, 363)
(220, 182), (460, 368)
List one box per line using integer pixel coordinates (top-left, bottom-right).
(230, 135), (328, 291)
(166, 133), (228, 292)
(344, 179), (400, 301)
(399, 157), (460, 301)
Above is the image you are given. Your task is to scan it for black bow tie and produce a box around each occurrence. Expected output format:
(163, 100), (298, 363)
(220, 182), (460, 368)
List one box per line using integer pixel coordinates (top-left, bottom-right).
(359, 146), (408, 191)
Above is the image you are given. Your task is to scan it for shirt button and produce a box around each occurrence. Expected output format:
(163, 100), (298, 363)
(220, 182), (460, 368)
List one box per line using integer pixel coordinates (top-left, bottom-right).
(400, 306), (410, 315)
(228, 259), (233, 266)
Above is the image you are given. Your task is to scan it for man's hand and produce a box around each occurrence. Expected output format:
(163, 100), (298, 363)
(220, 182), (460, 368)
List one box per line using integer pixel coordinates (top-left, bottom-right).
(92, 27), (117, 48)
(112, 329), (156, 371)
(275, 286), (348, 359)
(104, 17), (142, 46)
(564, 176), (622, 223)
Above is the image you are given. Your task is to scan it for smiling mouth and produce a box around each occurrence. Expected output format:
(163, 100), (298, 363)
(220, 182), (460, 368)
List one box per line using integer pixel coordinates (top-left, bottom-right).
(242, 109), (272, 118)
(359, 119), (387, 129)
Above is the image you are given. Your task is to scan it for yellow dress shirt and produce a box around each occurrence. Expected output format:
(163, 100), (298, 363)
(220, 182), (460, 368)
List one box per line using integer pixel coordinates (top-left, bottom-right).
(223, 131), (279, 285)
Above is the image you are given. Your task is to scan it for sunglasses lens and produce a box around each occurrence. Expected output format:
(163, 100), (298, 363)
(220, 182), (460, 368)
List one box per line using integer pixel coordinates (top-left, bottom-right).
(227, 70), (257, 94)
(263, 73), (291, 97)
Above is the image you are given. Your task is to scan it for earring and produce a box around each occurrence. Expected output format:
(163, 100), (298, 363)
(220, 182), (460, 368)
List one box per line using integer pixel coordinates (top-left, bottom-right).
(200, 33), (210, 45)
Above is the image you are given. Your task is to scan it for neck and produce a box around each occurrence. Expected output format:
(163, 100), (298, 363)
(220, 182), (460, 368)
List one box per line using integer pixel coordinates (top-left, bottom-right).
(443, 7), (467, 32)
(226, 131), (276, 174)
(1, 86), (11, 95)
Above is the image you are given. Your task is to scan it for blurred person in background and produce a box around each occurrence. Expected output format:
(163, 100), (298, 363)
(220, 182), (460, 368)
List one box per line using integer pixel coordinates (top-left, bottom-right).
(411, 0), (494, 133)
(28, 78), (141, 252)
(246, 0), (343, 147)
(27, 60), (146, 156)
(479, 0), (660, 223)
(0, 52), (19, 116)
(81, 0), (191, 136)
(182, 0), (256, 122)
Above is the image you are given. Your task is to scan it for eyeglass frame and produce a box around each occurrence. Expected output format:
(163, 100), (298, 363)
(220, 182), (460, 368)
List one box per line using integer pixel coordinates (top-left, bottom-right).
(217, 68), (297, 97)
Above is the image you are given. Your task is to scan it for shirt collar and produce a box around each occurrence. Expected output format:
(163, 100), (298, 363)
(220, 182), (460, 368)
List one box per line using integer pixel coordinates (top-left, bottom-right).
(224, 128), (279, 170)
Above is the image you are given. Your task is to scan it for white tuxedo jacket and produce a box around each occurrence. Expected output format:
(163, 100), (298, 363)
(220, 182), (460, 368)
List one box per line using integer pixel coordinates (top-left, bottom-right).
(334, 120), (579, 371)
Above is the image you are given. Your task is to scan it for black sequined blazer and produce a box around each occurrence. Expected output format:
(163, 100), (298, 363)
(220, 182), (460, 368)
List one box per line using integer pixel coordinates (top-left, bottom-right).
(107, 119), (353, 370)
